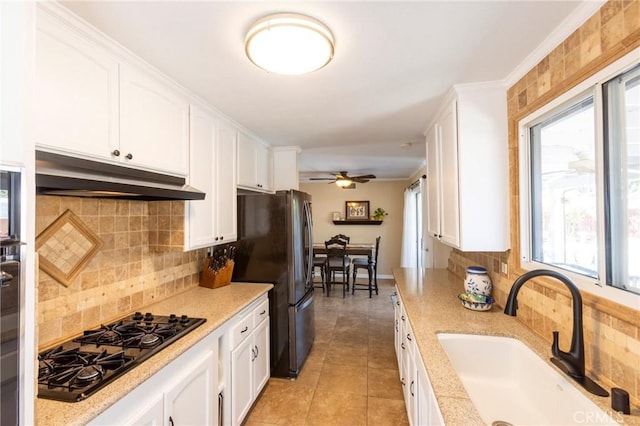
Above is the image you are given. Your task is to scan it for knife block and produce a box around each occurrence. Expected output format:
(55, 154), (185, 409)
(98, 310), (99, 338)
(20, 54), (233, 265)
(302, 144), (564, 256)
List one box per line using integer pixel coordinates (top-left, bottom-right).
(200, 258), (234, 289)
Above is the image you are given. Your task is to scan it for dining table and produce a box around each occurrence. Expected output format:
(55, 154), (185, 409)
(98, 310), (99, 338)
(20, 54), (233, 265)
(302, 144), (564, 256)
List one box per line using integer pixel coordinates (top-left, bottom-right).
(312, 242), (375, 261)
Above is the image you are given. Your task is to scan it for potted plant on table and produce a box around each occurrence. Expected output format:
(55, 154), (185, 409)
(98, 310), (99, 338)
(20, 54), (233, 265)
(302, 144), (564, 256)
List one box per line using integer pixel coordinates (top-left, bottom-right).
(372, 207), (388, 221)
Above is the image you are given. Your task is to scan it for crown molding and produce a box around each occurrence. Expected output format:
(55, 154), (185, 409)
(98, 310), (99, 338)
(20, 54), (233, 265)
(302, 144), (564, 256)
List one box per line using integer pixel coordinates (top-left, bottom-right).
(504, 0), (606, 87)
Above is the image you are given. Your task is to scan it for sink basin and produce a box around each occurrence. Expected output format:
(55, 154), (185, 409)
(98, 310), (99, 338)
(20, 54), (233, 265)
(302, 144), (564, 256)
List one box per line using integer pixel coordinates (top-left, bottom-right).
(437, 333), (618, 425)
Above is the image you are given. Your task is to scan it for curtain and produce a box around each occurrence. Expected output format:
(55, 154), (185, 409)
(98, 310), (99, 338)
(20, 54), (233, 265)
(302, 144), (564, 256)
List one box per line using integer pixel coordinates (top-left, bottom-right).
(400, 187), (417, 267)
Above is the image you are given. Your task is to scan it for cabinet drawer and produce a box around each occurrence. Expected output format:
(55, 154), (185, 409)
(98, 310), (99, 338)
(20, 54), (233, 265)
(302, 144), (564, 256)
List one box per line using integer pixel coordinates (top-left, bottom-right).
(230, 311), (254, 349)
(253, 298), (269, 326)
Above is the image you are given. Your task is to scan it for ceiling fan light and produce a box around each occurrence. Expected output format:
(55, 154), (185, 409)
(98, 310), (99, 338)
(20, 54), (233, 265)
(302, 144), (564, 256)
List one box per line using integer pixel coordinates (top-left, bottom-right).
(245, 13), (335, 75)
(335, 179), (352, 187)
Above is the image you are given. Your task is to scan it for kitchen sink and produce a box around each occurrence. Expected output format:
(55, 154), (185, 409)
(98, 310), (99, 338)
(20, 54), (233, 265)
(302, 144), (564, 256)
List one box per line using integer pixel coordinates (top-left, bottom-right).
(437, 333), (618, 425)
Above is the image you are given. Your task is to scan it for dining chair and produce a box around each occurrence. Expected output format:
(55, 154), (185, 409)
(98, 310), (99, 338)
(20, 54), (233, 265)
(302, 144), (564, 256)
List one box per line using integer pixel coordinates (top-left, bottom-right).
(351, 236), (381, 297)
(324, 237), (350, 298)
(330, 234), (350, 289)
(331, 233), (350, 243)
(312, 255), (326, 292)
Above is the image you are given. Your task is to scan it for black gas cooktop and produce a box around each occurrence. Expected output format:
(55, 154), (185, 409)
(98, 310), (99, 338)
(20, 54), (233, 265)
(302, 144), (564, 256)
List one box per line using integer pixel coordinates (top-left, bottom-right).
(37, 312), (205, 402)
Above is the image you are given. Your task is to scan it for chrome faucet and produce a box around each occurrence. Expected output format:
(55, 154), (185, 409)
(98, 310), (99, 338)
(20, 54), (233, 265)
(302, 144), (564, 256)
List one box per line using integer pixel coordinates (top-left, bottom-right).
(504, 269), (609, 397)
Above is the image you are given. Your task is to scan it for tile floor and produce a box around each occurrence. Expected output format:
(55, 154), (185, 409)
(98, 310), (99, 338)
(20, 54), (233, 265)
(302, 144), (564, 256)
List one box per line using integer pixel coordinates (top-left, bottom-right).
(245, 278), (409, 426)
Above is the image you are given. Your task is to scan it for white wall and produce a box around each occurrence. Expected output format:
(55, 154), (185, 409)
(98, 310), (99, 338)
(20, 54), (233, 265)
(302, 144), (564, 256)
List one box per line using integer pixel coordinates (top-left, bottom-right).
(300, 180), (405, 278)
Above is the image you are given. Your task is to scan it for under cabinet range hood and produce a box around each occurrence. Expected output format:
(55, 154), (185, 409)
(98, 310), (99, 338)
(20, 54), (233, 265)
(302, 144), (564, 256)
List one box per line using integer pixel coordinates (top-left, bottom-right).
(36, 151), (205, 201)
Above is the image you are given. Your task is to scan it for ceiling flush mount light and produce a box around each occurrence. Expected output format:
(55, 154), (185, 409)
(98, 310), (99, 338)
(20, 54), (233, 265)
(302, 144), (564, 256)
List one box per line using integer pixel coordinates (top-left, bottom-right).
(245, 13), (335, 75)
(335, 179), (352, 188)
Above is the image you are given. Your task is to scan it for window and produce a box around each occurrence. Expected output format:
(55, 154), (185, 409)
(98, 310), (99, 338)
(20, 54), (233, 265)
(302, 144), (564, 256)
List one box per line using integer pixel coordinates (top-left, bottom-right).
(520, 48), (640, 307)
(529, 96), (597, 278)
(603, 64), (640, 292)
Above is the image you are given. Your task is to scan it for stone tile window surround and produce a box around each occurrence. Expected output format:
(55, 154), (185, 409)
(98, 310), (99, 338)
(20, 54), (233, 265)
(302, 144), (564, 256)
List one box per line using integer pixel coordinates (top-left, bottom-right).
(448, 0), (640, 408)
(517, 47), (640, 309)
(36, 195), (206, 348)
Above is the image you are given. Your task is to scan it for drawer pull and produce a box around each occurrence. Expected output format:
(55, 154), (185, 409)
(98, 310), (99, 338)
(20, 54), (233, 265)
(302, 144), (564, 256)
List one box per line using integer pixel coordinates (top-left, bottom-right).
(240, 326), (248, 334)
(260, 310), (266, 315)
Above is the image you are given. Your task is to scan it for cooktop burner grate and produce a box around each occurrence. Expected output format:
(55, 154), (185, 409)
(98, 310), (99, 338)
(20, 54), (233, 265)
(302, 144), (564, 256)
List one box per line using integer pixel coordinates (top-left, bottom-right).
(37, 312), (205, 402)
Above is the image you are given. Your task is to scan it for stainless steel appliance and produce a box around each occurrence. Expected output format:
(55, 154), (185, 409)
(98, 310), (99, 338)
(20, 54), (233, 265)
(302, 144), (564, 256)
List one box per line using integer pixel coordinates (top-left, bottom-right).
(35, 151), (205, 201)
(1, 169), (23, 425)
(232, 190), (315, 378)
(37, 312), (205, 402)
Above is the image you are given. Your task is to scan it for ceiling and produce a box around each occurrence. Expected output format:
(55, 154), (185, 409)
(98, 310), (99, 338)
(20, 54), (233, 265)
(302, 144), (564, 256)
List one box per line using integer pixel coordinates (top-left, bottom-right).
(61, 1), (586, 182)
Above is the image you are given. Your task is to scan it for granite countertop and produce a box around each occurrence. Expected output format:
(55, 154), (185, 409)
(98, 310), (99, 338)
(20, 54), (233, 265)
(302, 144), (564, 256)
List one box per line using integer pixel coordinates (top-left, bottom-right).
(393, 268), (639, 426)
(35, 282), (272, 426)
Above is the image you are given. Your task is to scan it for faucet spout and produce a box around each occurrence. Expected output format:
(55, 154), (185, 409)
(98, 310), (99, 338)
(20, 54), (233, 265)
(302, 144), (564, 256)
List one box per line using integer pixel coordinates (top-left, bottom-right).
(504, 269), (609, 397)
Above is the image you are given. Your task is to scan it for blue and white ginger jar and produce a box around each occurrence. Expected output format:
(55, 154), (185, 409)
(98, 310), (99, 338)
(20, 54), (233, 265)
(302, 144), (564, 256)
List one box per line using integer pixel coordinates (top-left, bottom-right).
(464, 266), (492, 296)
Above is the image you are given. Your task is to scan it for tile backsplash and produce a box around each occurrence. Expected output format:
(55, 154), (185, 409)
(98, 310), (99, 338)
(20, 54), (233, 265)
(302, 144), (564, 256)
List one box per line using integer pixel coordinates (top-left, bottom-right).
(450, 0), (640, 407)
(36, 195), (207, 348)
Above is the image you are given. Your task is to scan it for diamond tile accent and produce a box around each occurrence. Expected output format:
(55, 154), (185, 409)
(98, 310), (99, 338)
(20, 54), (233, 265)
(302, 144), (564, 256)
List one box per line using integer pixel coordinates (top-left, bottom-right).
(36, 209), (102, 287)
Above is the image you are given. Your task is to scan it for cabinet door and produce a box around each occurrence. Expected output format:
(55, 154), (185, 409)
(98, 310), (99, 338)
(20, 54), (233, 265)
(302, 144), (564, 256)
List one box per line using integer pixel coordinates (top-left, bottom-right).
(120, 64), (189, 175)
(1, 2), (32, 166)
(35, 11), (119, 160)
(237, 132), (258, 188)
(255, 142), (273, 191)
(393, 291), (402, 367)
(215, 120), (238, 243)
(186, 105), (217, 249)
(438, 100), (460, 247)
(407, 354), (417, 426)
(231, 336), (254, 425)
(237, 132), (272, 191)
(165, 350), (215, 426)
(417, 371), (430, 426)
(125, 394), (164, 426)
(252, 319), (270, 396)
(425, 124), (440, 239)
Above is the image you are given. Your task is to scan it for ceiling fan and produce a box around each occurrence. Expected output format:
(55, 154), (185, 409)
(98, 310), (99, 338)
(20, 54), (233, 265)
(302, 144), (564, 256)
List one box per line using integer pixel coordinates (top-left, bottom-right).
(309, 171), (376, 187)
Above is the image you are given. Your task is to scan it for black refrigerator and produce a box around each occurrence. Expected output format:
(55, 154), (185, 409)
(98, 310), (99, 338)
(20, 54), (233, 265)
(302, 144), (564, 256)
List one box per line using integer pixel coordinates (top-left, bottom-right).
(231, 190), (315, 378)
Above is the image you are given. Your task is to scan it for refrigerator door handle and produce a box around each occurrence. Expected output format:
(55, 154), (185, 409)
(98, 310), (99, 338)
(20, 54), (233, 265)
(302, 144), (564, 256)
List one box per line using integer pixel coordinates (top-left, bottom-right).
(303, 200), (314, 289)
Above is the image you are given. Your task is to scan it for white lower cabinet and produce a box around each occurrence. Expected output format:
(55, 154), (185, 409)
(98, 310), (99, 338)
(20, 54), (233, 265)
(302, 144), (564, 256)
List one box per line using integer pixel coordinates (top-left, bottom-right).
(88, 295), (270, 426)
(88, 332), (219, 426)
(165, 350), (216, 425)
(125, 394), (163, 426)
(394, 286), (444, 426)
(229, 297), (270, 425)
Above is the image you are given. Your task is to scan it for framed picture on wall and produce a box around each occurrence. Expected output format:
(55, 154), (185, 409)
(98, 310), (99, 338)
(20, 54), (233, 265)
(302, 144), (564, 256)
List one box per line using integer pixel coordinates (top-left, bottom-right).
(332, 212), (341, 221)
(345, 201), (369, 220)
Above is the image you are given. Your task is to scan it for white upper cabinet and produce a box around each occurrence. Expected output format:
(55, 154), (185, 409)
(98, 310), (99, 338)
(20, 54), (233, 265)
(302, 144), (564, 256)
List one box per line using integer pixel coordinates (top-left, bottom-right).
(1, 1), (34, 167)
(215, 119), (238, 242)
(119, 64), (189, 175)
(425, 82), (509, 252)
(35, 4), (189, 176)
(238, 132), (273, 192)
(272, 146), (300, 191)
(186, 105), (237, 250)
(35, 9), (119, 161)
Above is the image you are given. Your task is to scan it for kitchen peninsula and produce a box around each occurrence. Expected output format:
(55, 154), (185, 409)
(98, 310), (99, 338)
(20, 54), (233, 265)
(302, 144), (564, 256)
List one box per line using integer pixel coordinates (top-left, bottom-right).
(36, 283), (272, 425)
